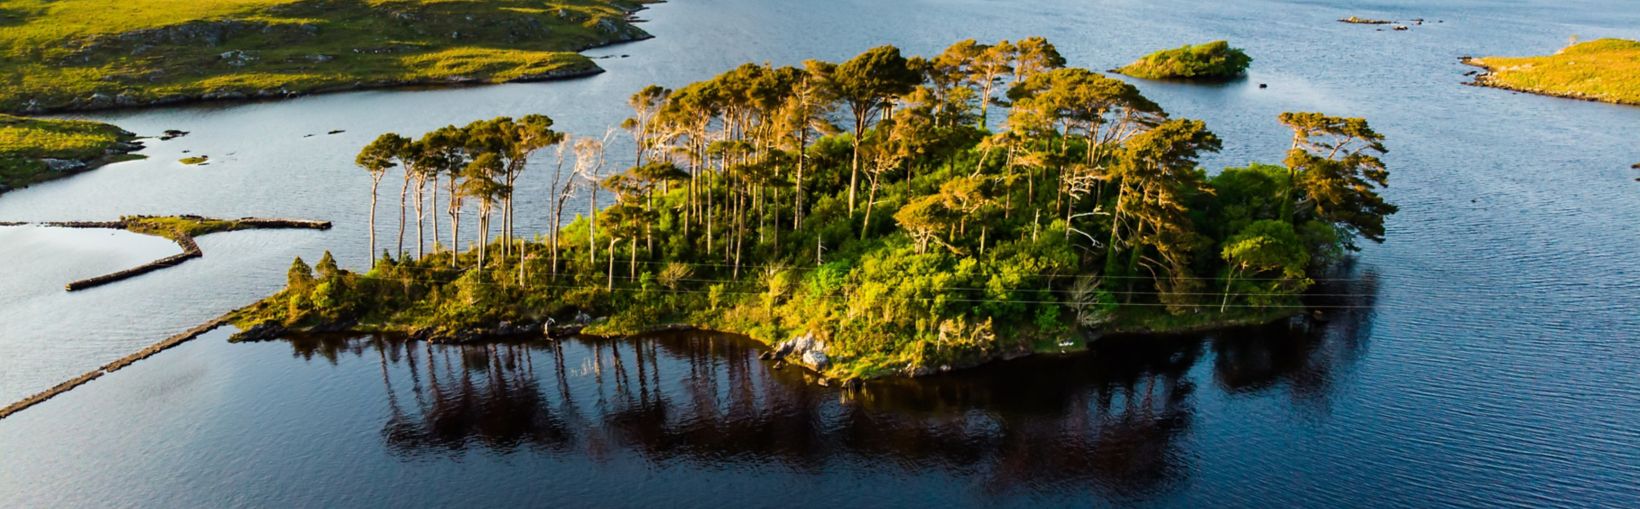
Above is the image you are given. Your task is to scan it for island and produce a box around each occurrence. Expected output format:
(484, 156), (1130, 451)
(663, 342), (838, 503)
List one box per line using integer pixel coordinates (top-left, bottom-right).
(229, 38), (1397, 383)
(1463, 39), (1640, 106)
(1113, 40), (1252, 81)
(0, 114), (143, 196)
(0, 0), (656, 115)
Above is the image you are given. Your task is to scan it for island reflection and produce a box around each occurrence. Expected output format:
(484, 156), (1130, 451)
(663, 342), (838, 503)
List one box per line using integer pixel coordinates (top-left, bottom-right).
(276, 272), (1374, 499)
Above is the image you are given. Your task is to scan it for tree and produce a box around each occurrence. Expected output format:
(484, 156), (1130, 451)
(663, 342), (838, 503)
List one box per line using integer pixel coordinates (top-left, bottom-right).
(357, 133), (407, 267)
(1219, 220), (1309, 311)
(460, 153), (506, 268)
(1106, 119), (1220, 308)
(624, 85), (671, 167)
(1012, 37), (1067, 84)
(828, 45), (922, 215)
(895, 195), (955, 254)
(1278, 112), (1396, 247)
(777, 61), (838, 229)
(968, 40), (1015, 127)
(417, 126), (468, 258)
(286, 256), (315, 290)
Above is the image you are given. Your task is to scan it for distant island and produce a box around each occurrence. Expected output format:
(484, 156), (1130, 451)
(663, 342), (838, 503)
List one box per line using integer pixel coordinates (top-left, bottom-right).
(230, 38), (1398, 382)
(1113, 41), (1252, 81)
(1463, 39), (1640, 106)
(0, 0), (656, 115)
(0, 114), (142, 195)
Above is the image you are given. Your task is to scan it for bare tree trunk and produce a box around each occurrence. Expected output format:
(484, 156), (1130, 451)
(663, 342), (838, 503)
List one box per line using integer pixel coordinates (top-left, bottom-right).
(430, 178), (440, 254)
(397, 172), (409, 260)
(369, 177), (381, 268)
(413, 177), (426, 260)
(606, 238), (618, 291)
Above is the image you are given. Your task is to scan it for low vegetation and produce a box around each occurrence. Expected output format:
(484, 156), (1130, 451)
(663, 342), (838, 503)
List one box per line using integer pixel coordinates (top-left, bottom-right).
(1465, 38), (1640, 105)
(0, 0), (654, 114)
(120, 215), (244, 241)
(233, 38), (1397, 380)
(1114, 40), (1252, 81)
(0, 114), (139, 193)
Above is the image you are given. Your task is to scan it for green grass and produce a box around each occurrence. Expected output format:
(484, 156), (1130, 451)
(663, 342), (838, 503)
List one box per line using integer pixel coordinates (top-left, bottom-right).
(0, 113), (136, 191)
(1468, 39), (1640, 105)
(121, 215), (243, 240)
(1115, 40), (1252, 80)
(0, 0), (653, 113)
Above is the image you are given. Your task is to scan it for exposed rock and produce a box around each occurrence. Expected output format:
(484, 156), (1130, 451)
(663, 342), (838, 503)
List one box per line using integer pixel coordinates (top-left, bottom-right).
(41, 159), (88, 172)
(1339, 16), (1394, 25)
(801, 349), (831, 371)
(231, 320), (288, 342)
(159, 129), (189, 140)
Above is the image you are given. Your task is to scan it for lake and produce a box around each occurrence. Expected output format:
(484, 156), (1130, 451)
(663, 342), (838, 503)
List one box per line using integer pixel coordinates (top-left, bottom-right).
(1, 0), (1638, 506)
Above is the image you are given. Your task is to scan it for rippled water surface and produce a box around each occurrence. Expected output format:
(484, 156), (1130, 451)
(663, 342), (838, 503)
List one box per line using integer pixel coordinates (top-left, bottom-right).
(2, 0), (1638, 506)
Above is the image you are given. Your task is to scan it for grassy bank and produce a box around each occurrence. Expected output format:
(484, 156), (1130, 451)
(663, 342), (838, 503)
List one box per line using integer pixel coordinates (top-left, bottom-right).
(1465, 39), (1640, 106)
(0, 0), (654, 114)
(0, 114), (141, 194)
(1114, 40), (1251, 81)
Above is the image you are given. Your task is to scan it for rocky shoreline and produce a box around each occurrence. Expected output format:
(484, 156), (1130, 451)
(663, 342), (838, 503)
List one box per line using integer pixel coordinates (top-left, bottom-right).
(1460, 56), (1640, 107)
(227, 307), (1305, 388)
(0, 135), (144, 197)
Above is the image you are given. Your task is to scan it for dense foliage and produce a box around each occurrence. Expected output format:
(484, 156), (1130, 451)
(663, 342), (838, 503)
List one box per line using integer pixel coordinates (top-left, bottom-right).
(1115, 40), (1252, 80)
(235, 38), (1397, 379)
(1467, 38), (1640, 105)
(0, 0), (653, 113)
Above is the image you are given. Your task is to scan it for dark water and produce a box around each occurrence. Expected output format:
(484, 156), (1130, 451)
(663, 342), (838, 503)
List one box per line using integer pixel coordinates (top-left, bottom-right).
(2, 0), (1639, 506)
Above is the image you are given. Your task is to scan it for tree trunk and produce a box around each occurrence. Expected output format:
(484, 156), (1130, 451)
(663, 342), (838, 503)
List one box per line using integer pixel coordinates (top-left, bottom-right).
(413, 177), (426, 260)
(430, 179), (440, 254)
(606, 238), (618, 291)
(397, 172), (409, 260)
(369, 177), (381, 268)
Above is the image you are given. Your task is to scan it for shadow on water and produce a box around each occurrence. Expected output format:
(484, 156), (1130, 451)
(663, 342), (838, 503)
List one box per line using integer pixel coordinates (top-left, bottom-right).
(269, 269), (1379, 500)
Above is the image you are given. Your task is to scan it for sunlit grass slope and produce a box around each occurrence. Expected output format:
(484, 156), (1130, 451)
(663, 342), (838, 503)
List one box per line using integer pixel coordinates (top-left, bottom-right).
(1467, 39), (1640, 105)
(0, 0), (653, 113)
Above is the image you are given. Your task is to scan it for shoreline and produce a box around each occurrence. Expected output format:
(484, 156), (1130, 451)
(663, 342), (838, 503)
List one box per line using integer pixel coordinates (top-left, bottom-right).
(7, 8), (659, 116)
(1460, 56), (1640, 107)
(3, 298), (1305, 417)
(0, 133), (144, 197)
(229, 306), (1305, 383)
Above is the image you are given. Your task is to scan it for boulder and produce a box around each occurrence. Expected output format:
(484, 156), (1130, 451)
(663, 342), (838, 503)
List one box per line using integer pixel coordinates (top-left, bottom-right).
(800, 349), (830, 371)
(41, 159), (87, 172)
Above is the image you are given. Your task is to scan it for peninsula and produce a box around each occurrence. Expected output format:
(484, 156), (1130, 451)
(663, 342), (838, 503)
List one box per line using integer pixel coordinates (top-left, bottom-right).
(0, 114), (142, 196)
(1463, 38), (1640, 106)
(0, 0), (655, 115)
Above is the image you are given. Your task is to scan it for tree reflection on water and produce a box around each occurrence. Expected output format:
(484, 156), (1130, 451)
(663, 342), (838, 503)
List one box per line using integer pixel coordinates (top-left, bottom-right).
(275, 270), (1377, 500)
